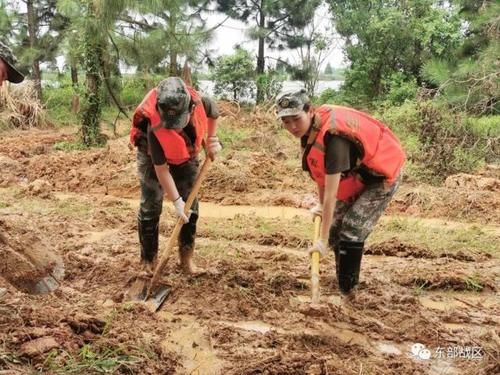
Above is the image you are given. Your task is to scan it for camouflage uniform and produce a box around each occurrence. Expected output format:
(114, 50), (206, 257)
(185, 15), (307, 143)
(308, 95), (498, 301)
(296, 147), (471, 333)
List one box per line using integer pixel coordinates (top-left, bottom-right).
(276, 90), (405, 295)
(132, 77), (218, 268)
(136, 150), (199, 263)
(329, 176), (401, 246)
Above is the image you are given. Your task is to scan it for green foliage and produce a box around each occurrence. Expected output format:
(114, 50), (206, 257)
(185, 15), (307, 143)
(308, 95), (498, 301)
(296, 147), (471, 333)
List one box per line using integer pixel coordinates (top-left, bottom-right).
(379, 100), (495, 182)
(255, 70), (285, 104)
(53, 140), (89, 151)
(382, 73), (418, 106)
(43, 344), (143, 374)
(43, 76), (82, 125)
(421, 1), (499, 115)
(211, 48), (256, 101)
(216, 0), (320, 102)
(114, 1), (214, 75)
(327, 0), (462, 107)
(120, 74), (157, 108)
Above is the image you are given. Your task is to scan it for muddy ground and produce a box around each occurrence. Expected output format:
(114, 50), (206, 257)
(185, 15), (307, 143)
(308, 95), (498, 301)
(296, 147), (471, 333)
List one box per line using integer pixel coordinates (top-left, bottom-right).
(0, 114), (499, 375)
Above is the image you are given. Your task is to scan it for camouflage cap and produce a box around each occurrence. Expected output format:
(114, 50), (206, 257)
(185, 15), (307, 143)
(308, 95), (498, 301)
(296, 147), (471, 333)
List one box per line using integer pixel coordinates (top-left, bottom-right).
(0, 41), (24, 84)
(276, 89), (310, 118)
(156, 77), (191, 129)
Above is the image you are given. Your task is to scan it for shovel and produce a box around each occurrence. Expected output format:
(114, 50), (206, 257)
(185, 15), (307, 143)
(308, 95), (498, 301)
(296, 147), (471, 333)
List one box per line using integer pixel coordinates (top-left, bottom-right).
(310, 215), (322, 304)
(0, 232), (64, 295)
(127, 156), (212, 311)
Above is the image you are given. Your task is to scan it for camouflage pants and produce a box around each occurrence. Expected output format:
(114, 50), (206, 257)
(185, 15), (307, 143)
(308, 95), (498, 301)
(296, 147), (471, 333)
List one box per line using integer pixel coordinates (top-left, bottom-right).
(136, 150), (199, 248)
(328, 175), (401, 248)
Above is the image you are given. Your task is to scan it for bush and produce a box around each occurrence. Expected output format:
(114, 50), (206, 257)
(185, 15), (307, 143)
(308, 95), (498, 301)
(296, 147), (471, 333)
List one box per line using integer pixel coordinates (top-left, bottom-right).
(43, 76), (81, 126)
(379, 100), (495, 183)
(256, 71), (284, 104)
(120, 74), (159, 108)
(382, 73), (418, 106)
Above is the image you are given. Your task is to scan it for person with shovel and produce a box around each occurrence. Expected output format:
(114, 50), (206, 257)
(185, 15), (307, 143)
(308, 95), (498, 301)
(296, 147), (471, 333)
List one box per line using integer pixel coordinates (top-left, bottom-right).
(276, 90), (405, 296)
(1, 42), (65, 296)
(129, 77), (221, 275)
(0, 41), (24, 86)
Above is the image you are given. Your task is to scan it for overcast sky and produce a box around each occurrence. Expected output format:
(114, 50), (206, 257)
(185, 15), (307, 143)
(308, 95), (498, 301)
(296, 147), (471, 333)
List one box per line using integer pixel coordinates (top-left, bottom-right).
(206, 12), (347, 70)
(12, 1), (347, 72)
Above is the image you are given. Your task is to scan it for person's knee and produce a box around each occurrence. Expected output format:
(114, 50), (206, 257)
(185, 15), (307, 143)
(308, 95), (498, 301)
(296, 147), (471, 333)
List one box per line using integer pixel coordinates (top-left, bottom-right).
(179, 215), (198, 246)
(339, 226), (367, 243)
(138, 204), (162, 221)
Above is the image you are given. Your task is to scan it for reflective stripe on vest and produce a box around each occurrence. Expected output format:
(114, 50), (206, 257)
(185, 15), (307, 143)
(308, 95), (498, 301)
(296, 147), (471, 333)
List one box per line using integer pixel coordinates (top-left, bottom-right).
(306, 105), (405, 201)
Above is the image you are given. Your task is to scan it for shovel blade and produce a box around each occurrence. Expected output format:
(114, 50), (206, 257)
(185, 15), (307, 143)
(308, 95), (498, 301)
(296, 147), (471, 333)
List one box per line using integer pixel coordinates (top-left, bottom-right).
(126, 278), (148, 301)
(144, 286), (170, 312)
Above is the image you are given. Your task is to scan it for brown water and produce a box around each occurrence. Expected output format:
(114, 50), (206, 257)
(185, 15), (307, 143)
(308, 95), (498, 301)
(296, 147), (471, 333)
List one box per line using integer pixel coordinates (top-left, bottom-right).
(158, 312), (224, 375)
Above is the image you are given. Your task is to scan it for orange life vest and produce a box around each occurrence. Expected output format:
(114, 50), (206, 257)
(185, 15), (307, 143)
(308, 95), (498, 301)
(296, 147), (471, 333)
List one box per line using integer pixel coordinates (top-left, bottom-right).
(130, 86), (208, 165)
(306, 105), (405, 201)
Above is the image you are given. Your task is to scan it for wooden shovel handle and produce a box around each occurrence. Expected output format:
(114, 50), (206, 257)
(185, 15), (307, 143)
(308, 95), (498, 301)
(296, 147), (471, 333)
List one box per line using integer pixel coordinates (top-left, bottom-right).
(311, 215), (321, 304)
(148, 157), (212, 291)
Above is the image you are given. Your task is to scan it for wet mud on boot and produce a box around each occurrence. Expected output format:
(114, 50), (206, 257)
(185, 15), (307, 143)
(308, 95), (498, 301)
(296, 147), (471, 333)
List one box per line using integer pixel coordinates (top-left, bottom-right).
(138, 217), (159, 264)
(337, 240), (364, 295)
(179, 244), (205, 276)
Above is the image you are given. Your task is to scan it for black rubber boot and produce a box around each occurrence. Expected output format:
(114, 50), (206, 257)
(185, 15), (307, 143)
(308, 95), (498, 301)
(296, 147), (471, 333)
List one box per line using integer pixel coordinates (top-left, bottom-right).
(337, 240), (364, 295)
(333, 246), (340, 275)
(138, 217), (159, 264)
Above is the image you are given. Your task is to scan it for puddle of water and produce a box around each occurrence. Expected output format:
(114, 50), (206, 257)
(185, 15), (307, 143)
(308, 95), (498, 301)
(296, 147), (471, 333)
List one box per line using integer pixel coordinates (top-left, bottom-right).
(56, 192), (308, 220)
(85, 229), (119, 243)
(419, 296), (458, 311)
(220, 320), (274, 334)
(429, 359), (459, 375)
(376, 341), (402, 355)
(158, 314), (223, 375)
(324, 322), (373, 348)
(419, 292), (499, 311)
(200, 203), (307, 219)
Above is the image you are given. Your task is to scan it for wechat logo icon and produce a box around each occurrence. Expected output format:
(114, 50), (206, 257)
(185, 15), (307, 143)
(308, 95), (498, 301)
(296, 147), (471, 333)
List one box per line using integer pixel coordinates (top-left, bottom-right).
(410, 343), (432, 360)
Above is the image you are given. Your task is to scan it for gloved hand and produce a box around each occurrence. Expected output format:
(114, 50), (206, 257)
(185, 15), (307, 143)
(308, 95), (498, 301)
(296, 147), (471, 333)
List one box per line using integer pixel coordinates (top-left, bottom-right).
(309, 203), (323, 219)
(172, 196), (191, 223)
(308, 239), (328, 257)
(207, 136), (222, 160)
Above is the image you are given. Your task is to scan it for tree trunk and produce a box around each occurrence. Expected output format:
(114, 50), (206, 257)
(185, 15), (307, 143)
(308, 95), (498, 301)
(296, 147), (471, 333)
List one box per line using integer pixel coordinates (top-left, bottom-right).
(169, 50), (178, 76)
(81, 1), (103, 146)
(70, 63), (79, 113)
(168, 14), (179, 77)
(256, 1), (265, 103)
(26, 0), (42, 100)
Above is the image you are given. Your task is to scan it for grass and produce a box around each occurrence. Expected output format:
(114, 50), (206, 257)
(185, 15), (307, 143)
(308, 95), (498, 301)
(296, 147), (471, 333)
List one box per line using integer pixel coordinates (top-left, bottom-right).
(53, 140), (90, 151)
(0, 187), (93, 220)
(464, 273), (485, 292)
(371, 216), (499, 256)
(42, 345), (145, 374)
(216, 122), (253, 152)
(198, 214), (312, 244)
(197, 213), (499, 257)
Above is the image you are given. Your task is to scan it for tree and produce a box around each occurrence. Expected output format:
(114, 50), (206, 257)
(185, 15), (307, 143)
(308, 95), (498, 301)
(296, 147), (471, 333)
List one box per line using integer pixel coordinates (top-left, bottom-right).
(327, 0), (462, 106)
(282, 5), (338, 96)
(422, 0), (499, 114)
(56, 0), (162, 146)
(216, 0), (320, 102)
(5, 0), (69, 100)
(115, 0), (215, 76)
(324, 62), (333, 75)
(211, 48), (255, 101)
